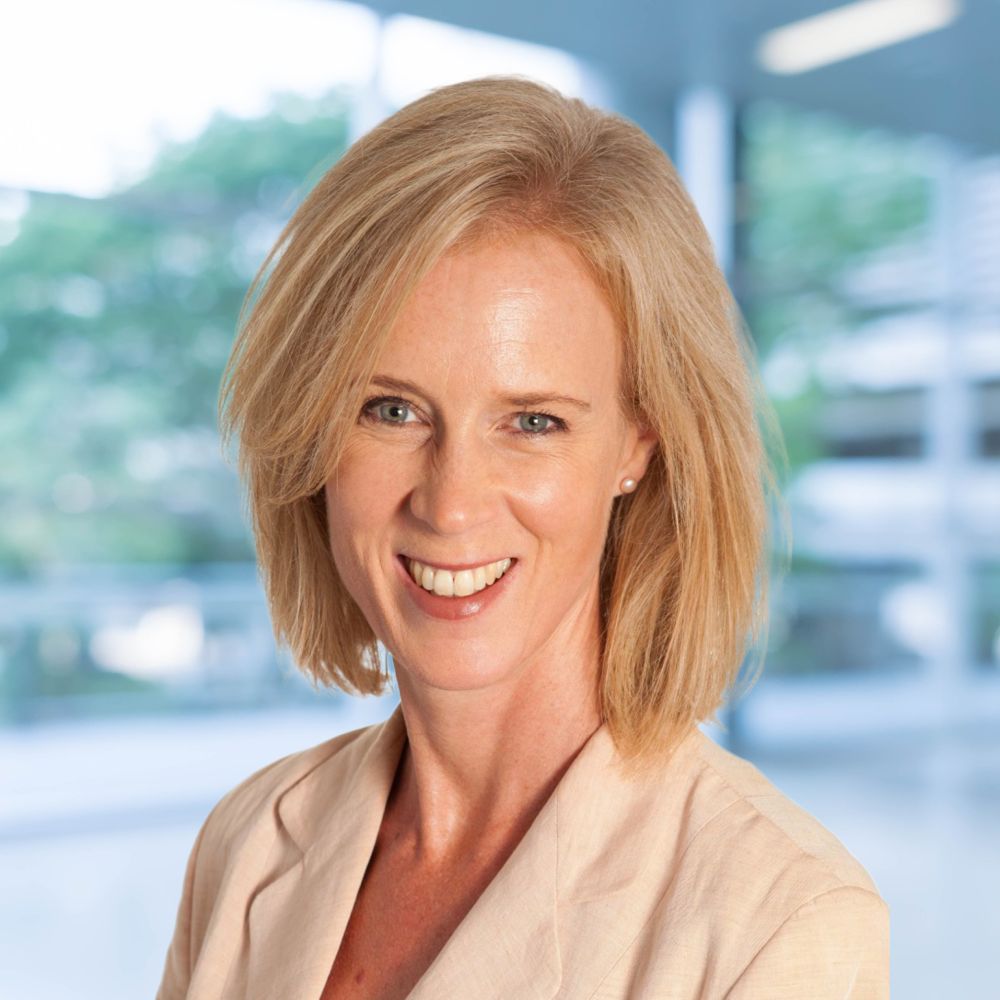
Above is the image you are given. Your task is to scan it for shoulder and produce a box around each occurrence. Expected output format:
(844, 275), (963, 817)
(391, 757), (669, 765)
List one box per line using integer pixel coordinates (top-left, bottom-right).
(625, 730), (888, 995)
(672, 728), (889, 987)
(723, 882), (889, 998)
(554, 725), (889, 997)
(156, 718), (385, 999)
(685, 729), (880, 898)
(196, 718), (374, 860)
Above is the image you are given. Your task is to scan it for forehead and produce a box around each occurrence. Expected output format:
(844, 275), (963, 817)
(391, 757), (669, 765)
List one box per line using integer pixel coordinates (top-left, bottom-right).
(378, 230), (622, 398)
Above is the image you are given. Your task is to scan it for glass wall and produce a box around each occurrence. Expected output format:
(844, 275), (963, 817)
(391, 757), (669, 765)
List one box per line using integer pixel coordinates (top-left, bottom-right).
(732, 100), (1000, 742)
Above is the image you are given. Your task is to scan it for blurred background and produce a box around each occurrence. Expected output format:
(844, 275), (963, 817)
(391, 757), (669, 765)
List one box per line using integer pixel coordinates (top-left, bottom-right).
(1, 0), (997, 997)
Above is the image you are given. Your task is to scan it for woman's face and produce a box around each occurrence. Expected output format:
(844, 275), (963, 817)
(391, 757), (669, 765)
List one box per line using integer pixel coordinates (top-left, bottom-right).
(324, 229), (656, 697)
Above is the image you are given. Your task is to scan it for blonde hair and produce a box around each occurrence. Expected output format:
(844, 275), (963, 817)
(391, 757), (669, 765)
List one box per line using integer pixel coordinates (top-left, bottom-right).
(219, 75), (790, 767)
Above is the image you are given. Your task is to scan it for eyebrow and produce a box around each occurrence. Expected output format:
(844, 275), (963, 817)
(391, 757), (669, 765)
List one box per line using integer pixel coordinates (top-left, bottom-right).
(367, 374), (592, 412)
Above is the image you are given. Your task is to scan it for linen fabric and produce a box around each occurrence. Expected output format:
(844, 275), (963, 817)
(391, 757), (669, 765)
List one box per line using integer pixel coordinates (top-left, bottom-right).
(155, 703), (889, 999)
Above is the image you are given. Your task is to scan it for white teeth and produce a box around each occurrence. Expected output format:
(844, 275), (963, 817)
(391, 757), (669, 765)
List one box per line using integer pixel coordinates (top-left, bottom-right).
(406, 557), (512, 597)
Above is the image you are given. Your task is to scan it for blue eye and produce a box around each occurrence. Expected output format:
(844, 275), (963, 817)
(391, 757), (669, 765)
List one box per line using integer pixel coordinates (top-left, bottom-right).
(369, 399), (413, 424)
(360, 396), (568, 437)
(516, 412), (563, 435)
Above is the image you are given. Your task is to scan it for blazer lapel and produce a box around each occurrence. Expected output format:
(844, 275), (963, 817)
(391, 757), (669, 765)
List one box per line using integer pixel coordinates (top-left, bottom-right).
(552, 723), (704, 998)
(408, 720), (703, 1000)
(407, 776), (561, 1000)
(242, 703), (407, 1000)
(235, 700), (701, 1000)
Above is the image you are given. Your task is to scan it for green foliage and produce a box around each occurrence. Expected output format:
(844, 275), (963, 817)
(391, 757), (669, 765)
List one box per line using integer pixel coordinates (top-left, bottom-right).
(0, 92), (936, 573)
(0, 89), (352, 572)
(740, 101), (932, 471)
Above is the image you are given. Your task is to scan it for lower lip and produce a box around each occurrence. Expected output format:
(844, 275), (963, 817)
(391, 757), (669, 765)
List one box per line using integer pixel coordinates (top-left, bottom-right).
(395, 554), (518, 621)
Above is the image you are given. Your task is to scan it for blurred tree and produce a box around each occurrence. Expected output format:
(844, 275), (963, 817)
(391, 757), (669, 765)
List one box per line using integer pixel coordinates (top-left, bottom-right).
(737, 101), (932, 471)
(0, 95), (934, 570)
(0, 89), (351, 572)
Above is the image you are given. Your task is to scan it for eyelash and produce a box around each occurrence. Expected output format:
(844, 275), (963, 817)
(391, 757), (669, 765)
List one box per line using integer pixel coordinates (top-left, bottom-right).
(359, 395), (569, 438)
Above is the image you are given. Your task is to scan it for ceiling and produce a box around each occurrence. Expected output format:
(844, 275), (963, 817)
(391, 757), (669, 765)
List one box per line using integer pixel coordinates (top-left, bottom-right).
(362, 0), (999, 153)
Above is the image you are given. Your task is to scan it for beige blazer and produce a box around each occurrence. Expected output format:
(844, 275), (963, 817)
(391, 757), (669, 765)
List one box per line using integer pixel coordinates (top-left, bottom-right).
(156, 703), (889, 999)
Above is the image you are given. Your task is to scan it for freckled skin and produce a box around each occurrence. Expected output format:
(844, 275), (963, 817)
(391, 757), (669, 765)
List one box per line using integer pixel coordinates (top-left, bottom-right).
(324, 230), (656, 705)
(319, 230), (658, 1000)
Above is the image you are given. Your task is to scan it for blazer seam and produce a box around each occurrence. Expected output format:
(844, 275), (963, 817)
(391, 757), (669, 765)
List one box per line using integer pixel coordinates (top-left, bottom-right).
(722, 884), (888, 995)
(691, 744), (874, 892)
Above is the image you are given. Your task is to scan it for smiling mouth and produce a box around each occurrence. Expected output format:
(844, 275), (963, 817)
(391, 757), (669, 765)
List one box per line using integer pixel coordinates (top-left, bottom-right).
(397, 552), (516, 572)
(398, 553), (516, 597)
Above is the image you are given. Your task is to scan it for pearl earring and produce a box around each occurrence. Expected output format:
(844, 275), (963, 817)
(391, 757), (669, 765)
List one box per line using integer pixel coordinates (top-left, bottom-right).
(620, 477), (637, 494)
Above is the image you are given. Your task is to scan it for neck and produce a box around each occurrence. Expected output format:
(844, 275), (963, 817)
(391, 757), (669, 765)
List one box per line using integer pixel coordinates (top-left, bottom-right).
(386, 653), (602, 866)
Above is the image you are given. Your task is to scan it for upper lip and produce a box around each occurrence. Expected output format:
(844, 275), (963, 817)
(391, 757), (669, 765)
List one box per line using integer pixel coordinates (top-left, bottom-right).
(399, 553), (516, 572)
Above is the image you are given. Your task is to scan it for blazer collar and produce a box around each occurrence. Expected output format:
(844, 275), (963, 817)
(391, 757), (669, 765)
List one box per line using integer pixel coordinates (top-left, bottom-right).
(243, 705), (407, 1000)
(242, 702), (701, 1000)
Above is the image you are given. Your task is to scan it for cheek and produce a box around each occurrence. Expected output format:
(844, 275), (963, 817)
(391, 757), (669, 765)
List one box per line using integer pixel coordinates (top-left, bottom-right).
(322, 468), (401, 629)
(323, 446), (402, 563)
(328, 437), (404, 506)
(513, 455), (614, 557)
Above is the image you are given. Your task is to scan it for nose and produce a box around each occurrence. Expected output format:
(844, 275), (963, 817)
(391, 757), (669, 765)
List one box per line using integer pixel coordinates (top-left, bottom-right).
(406, 432), (500, 537)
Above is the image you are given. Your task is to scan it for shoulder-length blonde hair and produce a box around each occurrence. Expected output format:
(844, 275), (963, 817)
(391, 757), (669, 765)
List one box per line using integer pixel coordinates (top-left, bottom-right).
(219, 75), (789, 767)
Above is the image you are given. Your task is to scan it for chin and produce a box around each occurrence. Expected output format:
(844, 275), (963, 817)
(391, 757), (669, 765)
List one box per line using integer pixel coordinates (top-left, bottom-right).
(392, 645), (519, 693)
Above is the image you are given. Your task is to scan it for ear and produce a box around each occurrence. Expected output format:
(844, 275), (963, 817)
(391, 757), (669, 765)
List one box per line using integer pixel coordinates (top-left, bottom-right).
(620, 419), (659, 484)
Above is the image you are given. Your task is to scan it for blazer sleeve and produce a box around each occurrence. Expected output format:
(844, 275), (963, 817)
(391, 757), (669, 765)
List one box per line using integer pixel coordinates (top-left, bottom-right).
(154, 808), (216, 1000)
(723, 885), (890, 999)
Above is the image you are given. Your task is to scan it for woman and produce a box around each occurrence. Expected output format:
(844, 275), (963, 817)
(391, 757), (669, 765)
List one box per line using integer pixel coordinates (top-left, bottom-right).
(156, 76), (889, 999)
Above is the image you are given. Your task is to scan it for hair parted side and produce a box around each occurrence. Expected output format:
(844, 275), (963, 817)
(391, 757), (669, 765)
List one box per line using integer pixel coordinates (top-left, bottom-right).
(218, 74), (790, 769)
